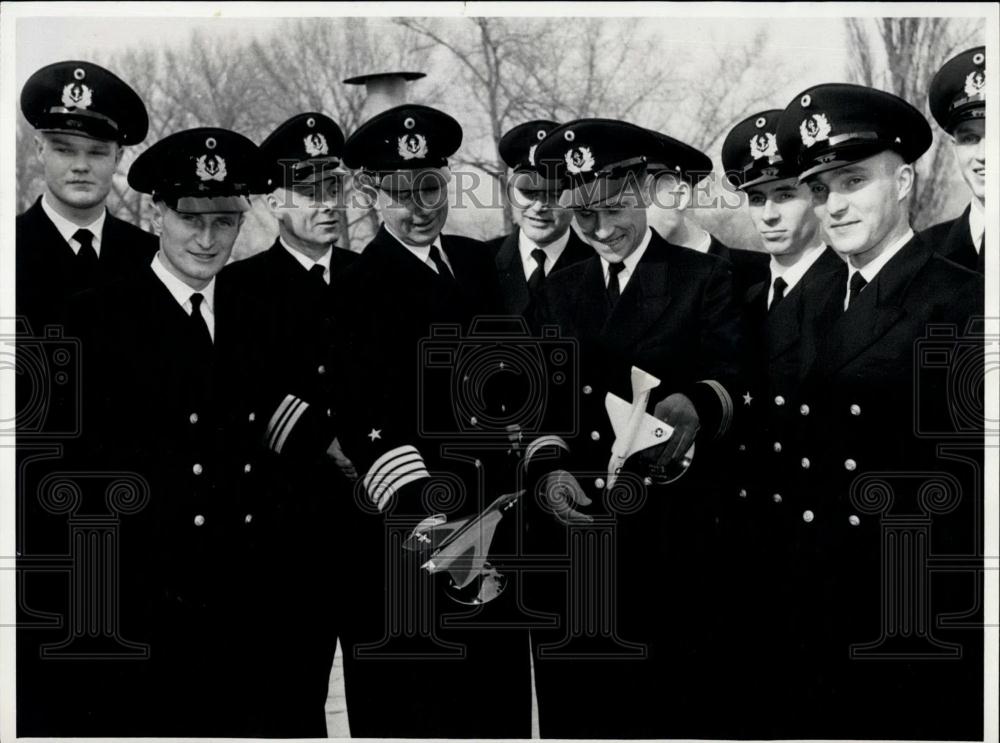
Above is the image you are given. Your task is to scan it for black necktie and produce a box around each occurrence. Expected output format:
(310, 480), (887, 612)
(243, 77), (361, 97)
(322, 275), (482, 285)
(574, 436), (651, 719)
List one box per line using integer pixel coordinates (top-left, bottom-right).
(74, 228), (98, 282)
(527, 248), (547, 293)
(607, 261), (626, 307)
(847, 272), (868, 308)
(428, 244), (454, 280)
(309, 263), (327, 286)
(977, 233), (985, 274)
(190, 293), (213, 347)
(770, 276), (787, 311)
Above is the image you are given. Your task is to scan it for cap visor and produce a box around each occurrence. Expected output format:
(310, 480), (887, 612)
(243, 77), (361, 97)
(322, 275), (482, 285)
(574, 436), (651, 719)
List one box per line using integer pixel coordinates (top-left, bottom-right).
(174, 195), (251, 213)
(508, 169), (563, 191)
(560, 175), (637, 209)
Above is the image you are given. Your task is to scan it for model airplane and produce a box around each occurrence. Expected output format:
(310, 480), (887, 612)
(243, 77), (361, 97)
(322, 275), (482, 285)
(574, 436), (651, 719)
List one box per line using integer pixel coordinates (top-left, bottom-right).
(605, 366), (695, 489)
(403, 489), (523, 604)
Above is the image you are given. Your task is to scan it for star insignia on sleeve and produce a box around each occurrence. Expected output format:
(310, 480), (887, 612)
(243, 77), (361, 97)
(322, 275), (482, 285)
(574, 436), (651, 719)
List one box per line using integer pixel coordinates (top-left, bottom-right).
(743, 392), (753, 406)
(368, 428), (382, 442)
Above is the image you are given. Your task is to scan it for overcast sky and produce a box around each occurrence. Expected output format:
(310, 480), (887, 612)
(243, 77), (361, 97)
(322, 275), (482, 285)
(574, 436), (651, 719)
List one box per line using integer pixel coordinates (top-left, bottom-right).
(13, 12), (852, 91)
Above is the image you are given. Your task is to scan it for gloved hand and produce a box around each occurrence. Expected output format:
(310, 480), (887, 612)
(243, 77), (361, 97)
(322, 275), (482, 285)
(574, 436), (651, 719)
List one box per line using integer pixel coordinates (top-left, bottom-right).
(325, 437), (358, 481)
(539, 469), (593, 525)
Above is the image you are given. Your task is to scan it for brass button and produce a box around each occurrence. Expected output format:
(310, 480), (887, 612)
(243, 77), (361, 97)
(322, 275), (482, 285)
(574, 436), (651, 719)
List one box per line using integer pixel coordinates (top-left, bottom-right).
(773, 441), (782, 453)
(850, 404), (861, 416)
(772, 493), (783, 504)
(192, 463), (203, 476)
(799, 404), (810, 416)
(243, 463), (252, 474)
(248, 411), (256, 422)
(595, 478), (605, 489)
(738, 443), (747, 452)
(189, 412), (199, 424)
(317, 365), (327, 375)
(844, 458), (857, 471)
(802, 509), (815, 523)
(738, 489), (748, 499)
(590, 430), (601, 441)
(774, 395), (785, 406)
(244, 514), (253, 524)
(193, 514), (205, 526)
(470, 416), (478, 426)
(848, 514), (861, 526)
(582, 385), (593, 395)
(801, 457), (811, 469)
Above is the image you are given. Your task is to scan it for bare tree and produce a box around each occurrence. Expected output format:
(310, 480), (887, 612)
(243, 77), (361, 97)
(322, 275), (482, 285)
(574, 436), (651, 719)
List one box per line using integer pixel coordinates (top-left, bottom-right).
(845, 17), (982, 229)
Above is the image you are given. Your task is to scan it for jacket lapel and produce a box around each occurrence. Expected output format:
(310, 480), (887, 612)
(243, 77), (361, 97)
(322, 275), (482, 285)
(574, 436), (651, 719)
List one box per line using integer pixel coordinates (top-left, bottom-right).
(494, 229), (531, 314)
(814, 238), (929, 375)
(601, 234), (672, 353)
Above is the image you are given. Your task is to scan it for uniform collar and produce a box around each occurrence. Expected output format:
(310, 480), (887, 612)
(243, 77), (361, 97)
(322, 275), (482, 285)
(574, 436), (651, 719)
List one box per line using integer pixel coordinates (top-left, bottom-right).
(769, 242), (826, 293)
(968, 199), (984, 252)
(279, 236), (332, 277)
(518, 227), (571, 278)
(844, 228), (913, 309)
(151, 252), (216, 314)
(41, 192), (107, 256)
(687, 229), (712, 254)
(384, 225), (451, 274)
(601, 226), (653, 282)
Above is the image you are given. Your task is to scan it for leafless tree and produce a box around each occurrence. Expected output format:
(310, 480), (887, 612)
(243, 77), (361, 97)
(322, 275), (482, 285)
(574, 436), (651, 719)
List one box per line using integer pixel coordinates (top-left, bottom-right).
(845, 17), (982, 229)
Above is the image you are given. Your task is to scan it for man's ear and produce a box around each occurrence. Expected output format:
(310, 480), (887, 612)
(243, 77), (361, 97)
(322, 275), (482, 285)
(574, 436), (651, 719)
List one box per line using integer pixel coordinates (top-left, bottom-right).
(114, 143), (124, 166)
(150, 199), (165, 233)
(674, 180), (693, 211)
(34, 135), (46, 163)
(895, 162), (915, 203)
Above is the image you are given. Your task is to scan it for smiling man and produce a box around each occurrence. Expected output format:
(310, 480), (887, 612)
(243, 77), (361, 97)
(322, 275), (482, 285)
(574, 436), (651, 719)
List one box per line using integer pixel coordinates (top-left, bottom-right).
(922, 46), (986, 273)
(487, 120), (593, 316)
(328, 103), (530, 739)
(221, 112), (356, 738)
(55, 127), (288, 736)
(716, 108), (847, 738)
(524, 118), (742, 738)
(772, 83), (984, 740)
(17, 60), (156, 333)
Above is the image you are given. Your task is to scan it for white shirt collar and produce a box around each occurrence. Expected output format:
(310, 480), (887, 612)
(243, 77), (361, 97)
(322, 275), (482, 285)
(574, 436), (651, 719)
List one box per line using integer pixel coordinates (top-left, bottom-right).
(844, 228), (913, 310)
(687, 230), (712, 254)
(385, 225), (452, 275)
(601, 227), (654, 292)
(518, 228), (571, 280)
(279, 237), (332, 283)
(41, 192), (107, 257)
(151, 252), (216, 338)
(768, 242), (826, 307)
(968, 199), (984, 252)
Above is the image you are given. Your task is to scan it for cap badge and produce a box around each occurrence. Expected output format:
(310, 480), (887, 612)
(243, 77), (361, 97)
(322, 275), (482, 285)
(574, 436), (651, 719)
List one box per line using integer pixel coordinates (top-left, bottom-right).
(565, 145), (595, 174)
(749, 132), (778, 161)
(964, 69), (986, 98)
(195, 154), (228, 182)
(61, 82), (93, 110)
(761, 166), (780, 177)
(304, 132), (329, 157)
(528, 143), (538, 166)
(800, 113), (832, 148)
(398, 133), (428, 160)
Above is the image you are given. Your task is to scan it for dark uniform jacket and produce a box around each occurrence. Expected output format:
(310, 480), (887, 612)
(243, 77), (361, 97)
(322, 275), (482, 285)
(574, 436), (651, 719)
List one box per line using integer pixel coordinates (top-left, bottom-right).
(788, 235), (984, 740)
(52, 266), (283, 737)
(707, 232), (770, 300)
(16, 195), (158, 334)
(486, 226), (593, 316)
(718, 245), (846, 738)
(220, 238), (357, 737)
(326, 225), (531, 739)
(528, 230), (742, 738)
(919, 203), (984, 273)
